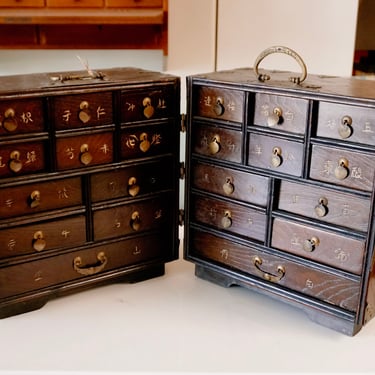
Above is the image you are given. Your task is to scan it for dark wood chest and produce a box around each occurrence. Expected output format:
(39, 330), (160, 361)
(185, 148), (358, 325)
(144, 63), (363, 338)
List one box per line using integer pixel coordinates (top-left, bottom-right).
(1, 63), (375, 336)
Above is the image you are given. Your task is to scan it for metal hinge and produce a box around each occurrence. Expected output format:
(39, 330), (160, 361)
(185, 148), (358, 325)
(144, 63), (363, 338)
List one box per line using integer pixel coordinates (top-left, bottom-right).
(178, 209), (185, 226)
(179, 162), (185, 179)
(180, 113), (186, 132)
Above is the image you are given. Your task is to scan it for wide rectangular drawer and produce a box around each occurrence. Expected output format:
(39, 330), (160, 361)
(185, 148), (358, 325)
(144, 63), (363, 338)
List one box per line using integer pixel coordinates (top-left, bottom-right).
(248, 133), (304, 176)
(52, 92), (113, 130)
(93, 194), (171, 241)
(0, 99), (44, 135)
(0, 233), (169, 299)
(106, 0), (163, 7)
(277, 180), (370, 232)
(193, 86), (244, 124)
(90, 159), (173, 202)
(271, 217), (365, 275)
(56, 131), (113, 171)
(0, 215), (86, 259)
(253, 93), (309, 134)
(317, 101), (375, 146)
(309, 144), (375, 192)
(47, 0), (103, 7)
(0, 176), (82, 219)
(191, 194), (267, 242)
(190, 229), (361, 312)
(191, 161), (270, 207)
(192, 123), (242, 163)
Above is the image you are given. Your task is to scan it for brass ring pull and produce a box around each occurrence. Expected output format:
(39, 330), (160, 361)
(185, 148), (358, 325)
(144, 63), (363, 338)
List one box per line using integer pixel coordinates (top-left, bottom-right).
(339, 116), (353, 139)
(29, 190), (41, 208)
(222, 177), (234, 195)
(73, 252), (107, 276)
(209, 135), (221, 155)
(3, 108), (18, 132)
(214, 97), (225, 116)
(33, 231), (46, 252)
(221, 210), (232, 228)
(267, 107), (283, 127)
(143, 97), (155, 119)
(253, 256), (285, 282)
(130, 211), (141, 231)
(9, 150), (23, 173)
(334, 158), (349, 180)
(254, 46), (307, 84)
(271, 146), (282, 168)
(78, 101), (91, 123)
(303, 236), (320, 252)
(128, 176), (140, 197)
(315, 197), (328, 217)
(79, 143), (93, 165)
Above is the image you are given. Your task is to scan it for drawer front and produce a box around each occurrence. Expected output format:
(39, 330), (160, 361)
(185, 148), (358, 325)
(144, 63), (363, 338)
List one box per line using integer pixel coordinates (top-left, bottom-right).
(56, 131), (113, 170)
(248, 133), (304, 176)
(121, 86), (176, 123)
(0, 0), (44, 6)
(271, 217), (365, 275)
(120, 123), (174, 160)
(253, 93), (309, 134)
(0, 141), (45, 178)
(309, 144), (375, 192)
(190, 229), (361, 312)
(53, 92), (113, 130)
(0, 215), (86, 259)
(0, 176), (82, 219)
(191, 195), (267, 242)
(278, 180), (370, 232)
(191, 161), (270, 207)
(90, 160), (173, 202)
(0, 99), (44, 135)
(93, 195), (171, 241)
(192, 124), (242, 163)
(106, 0), (163, 7)
(47, 0), (103, 7)
(317, 101), (375, 146)
(194, 86), (244, 124)
(0, 233), (169, 299)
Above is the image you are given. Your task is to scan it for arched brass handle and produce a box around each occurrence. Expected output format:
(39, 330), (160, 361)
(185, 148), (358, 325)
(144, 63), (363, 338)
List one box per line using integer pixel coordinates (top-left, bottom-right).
(254, 46), (307, 84)
(73, 252), (107, 276)
(253, 256), (285, 282)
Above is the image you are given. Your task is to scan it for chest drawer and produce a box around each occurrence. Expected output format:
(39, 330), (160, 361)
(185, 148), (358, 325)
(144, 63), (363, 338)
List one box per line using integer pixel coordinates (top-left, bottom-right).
(271, 217), (365, 275)
(56, 131), (113, 171)
(317, 101), (375, 145)
(52, 92), (113, 130)
(277, 180), (370, 232)
(253, 93), (309, 134)
(0, 99), (44, 135)
(191, 195), (267, 242)
(191, 229), (361, 312)
(191, 161), (270, 207)
(0, 176), (82, 219)
(193, 86), (244, 124)
(309, 144), (375, 192)
(248, 133), (304, 176)
(0, 215), (86, 259)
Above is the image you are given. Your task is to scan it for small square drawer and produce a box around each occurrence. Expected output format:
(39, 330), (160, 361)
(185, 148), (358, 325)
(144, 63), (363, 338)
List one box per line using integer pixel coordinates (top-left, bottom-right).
(0, 99), (44, 135)
(191, 194), (267, 242)
(56, 131), (113, 171)
(192, 123), (242, 163)
(277, 180), (371, 232)
(191, 161), (270, 207)
(93, 194), (172, 241)
(193, 86), (244, 124)
(271, 217), (365, 275)
(0, 141), (45, 178)
(309, 144), (375, 192)
(253, 93), (309, 134)
(53, 92), (113, 130)
(0, 215), (86, 259)
(47, 0), (103, 7)
(317, 101), (375, 146)
(0, 176), (82, 220)
(120, 86), (176, 123)
(190, 229), (361, 312)
(248, 133), (304, 177)
(91, 159), (174, 202)
(120, 123), (175, 160)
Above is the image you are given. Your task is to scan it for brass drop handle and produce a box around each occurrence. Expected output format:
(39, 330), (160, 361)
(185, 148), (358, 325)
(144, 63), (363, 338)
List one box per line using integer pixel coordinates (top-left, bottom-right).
(73, 251), (108, 276)
(139, 132), (151, 152)
(271, 146), (283, 168)
(334, 157), (349, 180)
(267, 107), (283, 127)
(130, 211), (141, 231)
(221, 210), (232, 228)
(253, 256), (285, 282)
(3, 108), (18, 132)
(209, 135), (221, 155)
(143, 97), (155, 119)
(314, 197), (328, 217)
(78, 101), (91, 124)
(33, 231), (47, 252)
(222, 176), (235, 195)
(9, 150), (23, 173)
(79, 143), (93, 165)
(303, 236), (320, 252)
(128, 176), (140, 197)
(213, 97), (225, 116)
(339, 115), (353, 139)
(29, 190), (41, 208)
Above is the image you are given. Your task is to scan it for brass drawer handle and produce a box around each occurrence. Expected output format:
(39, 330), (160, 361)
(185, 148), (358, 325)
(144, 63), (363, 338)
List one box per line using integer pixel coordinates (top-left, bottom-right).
(29, 190), (41, 208)
(271, 146), (282, 168)
(209, 135), (221, 155)
(222, 177), (234, 195)
(139, 132), (151, 152)
(221, 210), (232, 228)
(253, 256), (285, 282)
(78, 100), (91, 124)
(334, 157), (349, 180)
(3, 108), (18, 132)
(339, 115), (353, 139)
(9, 150), (23, 173)
(143, 97), (155, 119)
(128, 176), (140, 197)
(73, 252), (107, 276)
(267, 107), (283, 127)
(79, 143), (93, 165)
(130, 211), (141, 231)
(33, 230), (46, 252)
(315, 197), (328, 217)
(303, 236), (320, 252)
(213, 97), (225, 116)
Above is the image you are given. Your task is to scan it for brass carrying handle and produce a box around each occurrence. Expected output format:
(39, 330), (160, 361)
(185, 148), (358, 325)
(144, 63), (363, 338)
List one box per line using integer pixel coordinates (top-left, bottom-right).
(73, 252), (108, 276)
(254, 46), (307, 84)
(253, 256), (285, 282)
